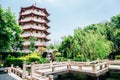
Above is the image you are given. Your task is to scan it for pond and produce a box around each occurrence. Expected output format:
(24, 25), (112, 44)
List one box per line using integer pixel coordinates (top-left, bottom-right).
(54, 71), (120, 80)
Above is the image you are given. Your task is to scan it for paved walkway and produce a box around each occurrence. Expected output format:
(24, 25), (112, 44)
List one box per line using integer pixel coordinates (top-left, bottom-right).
(0, 73), (22, 80)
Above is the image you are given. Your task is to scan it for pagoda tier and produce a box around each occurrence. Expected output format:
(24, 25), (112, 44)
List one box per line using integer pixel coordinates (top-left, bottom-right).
(19, 20), (50, 29)
(23, 37), (50, 42)
(22, 30), (50, 35)
(20, 5), (49, 16)
(19, 13), (50, 23)
(23, 42), (46, 47)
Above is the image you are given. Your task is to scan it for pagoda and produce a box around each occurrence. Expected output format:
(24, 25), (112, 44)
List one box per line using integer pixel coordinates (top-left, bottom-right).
(19, 5), (50, 52)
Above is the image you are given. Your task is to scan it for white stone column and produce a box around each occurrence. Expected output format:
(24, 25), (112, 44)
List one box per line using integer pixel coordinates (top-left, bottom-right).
(31, 62), (35, 79)
(22, 61), (26, 79)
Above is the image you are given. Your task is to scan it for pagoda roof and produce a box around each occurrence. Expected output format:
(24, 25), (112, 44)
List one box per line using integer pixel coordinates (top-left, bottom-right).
(22, 27), (46, 31)
(19, 13), (50, 22)
(20, 5), (49, 16)
(19, 20), (50, 29)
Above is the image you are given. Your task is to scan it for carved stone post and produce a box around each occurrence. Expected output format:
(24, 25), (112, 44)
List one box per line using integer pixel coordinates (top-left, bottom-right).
(22, 61), (26, 79)
(79, 65), (82, 71)
(50, 61), (54, 72)
(67, 59), (71, 69)
(31, 62), (35, 79)
(92, 64), (97, 73)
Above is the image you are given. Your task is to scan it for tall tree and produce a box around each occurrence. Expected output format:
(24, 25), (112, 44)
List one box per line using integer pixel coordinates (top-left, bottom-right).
(111, 14), (120, 50)
(0, 6), (22, 52)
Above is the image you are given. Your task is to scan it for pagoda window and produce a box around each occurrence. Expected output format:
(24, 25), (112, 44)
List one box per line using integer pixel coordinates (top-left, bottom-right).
(36, 23), (38, 26)
(37, 9), (39, 12)
(36, 31), (38, 33)
(21, 16), (24, 19)
(35, 46), (38, 49)
(36, 16), (39, 19)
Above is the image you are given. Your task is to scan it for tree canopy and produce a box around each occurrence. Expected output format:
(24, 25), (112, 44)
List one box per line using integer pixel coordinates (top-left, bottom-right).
(58, 14), (120, 61)
(0, 6), (22, 52)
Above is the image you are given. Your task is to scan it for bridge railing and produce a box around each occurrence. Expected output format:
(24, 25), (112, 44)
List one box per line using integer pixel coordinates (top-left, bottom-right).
(7, 59), (120, 80)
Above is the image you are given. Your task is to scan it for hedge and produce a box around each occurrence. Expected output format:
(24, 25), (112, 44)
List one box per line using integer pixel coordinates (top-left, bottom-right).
(115, 55), (120, 60)
(4, 58), (25, 68)
(0, 52), (30, 60)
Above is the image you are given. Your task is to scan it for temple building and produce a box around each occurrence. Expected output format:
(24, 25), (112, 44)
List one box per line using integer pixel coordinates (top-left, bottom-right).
(19, 5), (50, 52)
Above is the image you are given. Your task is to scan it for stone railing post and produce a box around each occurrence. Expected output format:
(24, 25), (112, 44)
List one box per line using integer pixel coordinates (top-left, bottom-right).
(105, 62), (109, 68)
(50, 61), (54, 72)
(92, 64), (97, 73)
(22, 61), (26, 79)
(31, 62), (35, 79)
(15, 66), (18, 75)
(79, 65), (82, 71)
(67, 59), (71, 69)
(10, 64), (13, 73)
(8, 64), (13, 73)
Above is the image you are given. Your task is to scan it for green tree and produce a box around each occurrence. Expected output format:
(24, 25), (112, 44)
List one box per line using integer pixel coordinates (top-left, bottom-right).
(0, 6), (22, 52)
(59, 23), (113, 61)
(111, 14), (120, 50)
(29, 37), (37, 52)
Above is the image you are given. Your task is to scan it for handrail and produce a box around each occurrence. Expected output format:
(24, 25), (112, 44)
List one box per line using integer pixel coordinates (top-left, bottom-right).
(4, 59), (120, 80)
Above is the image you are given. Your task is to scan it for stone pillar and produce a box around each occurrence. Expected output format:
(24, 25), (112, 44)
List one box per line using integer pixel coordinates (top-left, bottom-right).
(22, 61), (26, 79)
(92, 64), (97, 73)
(67, 59), (71, 69)
(31, 62), (34, 79)
(8, 64), (13, 73)
(50, 61), (54, 72)
(79, 65), (82, 71)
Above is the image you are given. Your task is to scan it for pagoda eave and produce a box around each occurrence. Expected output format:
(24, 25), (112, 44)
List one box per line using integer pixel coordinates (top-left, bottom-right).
(20, 5), (49, 16)
(22, 28), (46, 31)
(19, 20), (47, 24)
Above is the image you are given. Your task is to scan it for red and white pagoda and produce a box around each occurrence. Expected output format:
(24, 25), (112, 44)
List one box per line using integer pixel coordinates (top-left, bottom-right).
(19, 5), (50, 52)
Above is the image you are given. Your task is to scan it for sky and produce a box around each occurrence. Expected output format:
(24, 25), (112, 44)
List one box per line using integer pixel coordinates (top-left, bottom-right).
(1, 0), (120, 43)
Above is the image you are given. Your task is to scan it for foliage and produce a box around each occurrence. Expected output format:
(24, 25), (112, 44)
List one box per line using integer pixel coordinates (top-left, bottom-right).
(55, 52), (62, 57)
(54, 57), (67, 62)
(3, 52), (49, 67)
(110, 14), (120, 50)
(29, 37), (37, 52)
(115, 55), (120, 60)
(4, 57), (25, 67)
(59, 24), (113, 61)
(0, 6), (22, 52)
(28, 56), (40, 62)
(39, 58), (49, 63)
(73, 54), (85, 61)
(58, 35), (74, 58)
(0, 52), (29, 60)
(47, 42), (59, 50)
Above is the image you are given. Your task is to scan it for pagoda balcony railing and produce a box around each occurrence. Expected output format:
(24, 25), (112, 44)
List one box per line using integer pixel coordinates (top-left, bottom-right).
(22, 26), (46, 30)
(22, 33), (46, 38)
(34, 41), (46, 46)
(23, 41), (30, 45)
(20, 18), (47, 23)
(23, 41), (46, 46)
(21, 10), (46, 16)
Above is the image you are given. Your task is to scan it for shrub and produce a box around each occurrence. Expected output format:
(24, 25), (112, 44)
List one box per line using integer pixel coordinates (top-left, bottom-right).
(0, 55), (2, 60)
(115, 55), (120, 60)
(73, 54), (86, 61)
(4, 57), (25, 68)
(54, 57), (67, 62)
(0, 52), (29, 60)
(39, 58), (49, 63)
(28, 56), (40, 62)
(55, 52), (62, 57)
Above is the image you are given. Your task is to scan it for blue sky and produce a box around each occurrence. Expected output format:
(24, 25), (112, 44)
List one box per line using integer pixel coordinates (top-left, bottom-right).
(1, 0), (120, 43)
